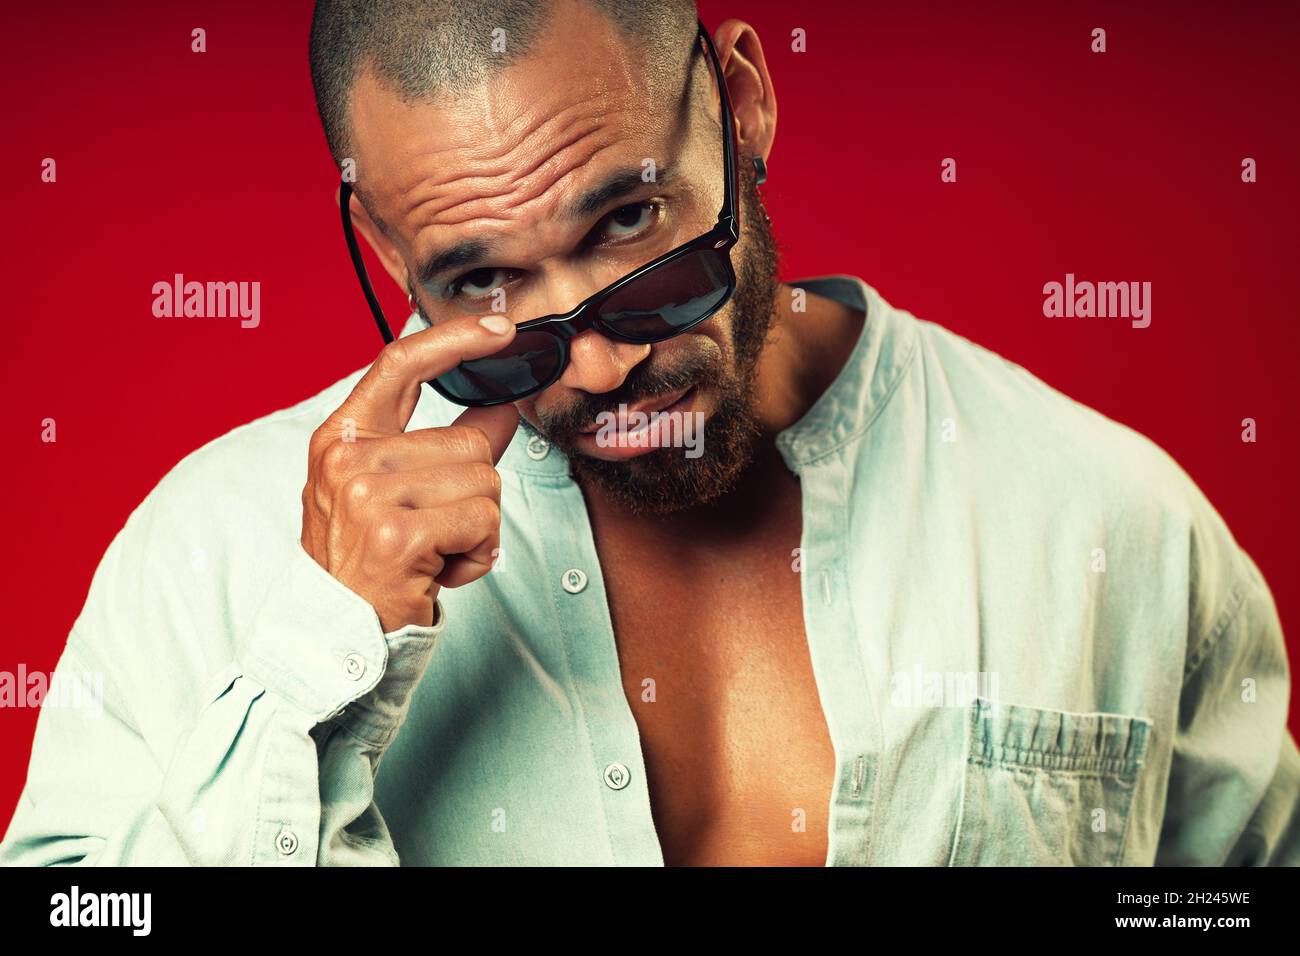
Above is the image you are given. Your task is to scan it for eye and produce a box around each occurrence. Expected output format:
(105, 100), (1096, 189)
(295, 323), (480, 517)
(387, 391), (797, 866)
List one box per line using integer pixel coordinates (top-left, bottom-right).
(448, 267), (512, 300)
(443, 200), (663, 301)
(597, 201), (661, 242)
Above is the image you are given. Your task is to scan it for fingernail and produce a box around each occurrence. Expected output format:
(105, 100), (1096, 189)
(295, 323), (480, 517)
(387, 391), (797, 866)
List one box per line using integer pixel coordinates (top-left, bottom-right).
(479, 315), (512, 335)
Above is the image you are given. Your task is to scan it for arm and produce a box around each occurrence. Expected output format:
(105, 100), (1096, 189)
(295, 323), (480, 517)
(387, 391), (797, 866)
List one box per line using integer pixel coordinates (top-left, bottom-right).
(3, 309), (520, 867)
(0, 541), (442, 867)
(1157, 547), (1300, 865)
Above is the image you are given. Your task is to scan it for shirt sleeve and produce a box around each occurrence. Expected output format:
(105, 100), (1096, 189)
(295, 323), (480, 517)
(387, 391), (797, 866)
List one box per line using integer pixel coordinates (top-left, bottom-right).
(0, 539), (445, 867)
(1157, 545), (1300, 865)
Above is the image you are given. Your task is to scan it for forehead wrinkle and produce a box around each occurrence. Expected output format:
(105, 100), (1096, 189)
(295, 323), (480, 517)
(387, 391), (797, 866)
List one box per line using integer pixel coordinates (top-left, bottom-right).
(391, 100), (578, 206)
(401, 141), (660, 280)
(398, 105), (641, 235)
(406, 136), (631, 287)
(409, 127), (666, 289)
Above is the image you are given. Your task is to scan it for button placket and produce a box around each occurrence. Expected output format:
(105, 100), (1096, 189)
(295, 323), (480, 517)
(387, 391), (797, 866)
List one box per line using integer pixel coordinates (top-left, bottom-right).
(531, 477), (664, 865)
(796, 468), (883, 867)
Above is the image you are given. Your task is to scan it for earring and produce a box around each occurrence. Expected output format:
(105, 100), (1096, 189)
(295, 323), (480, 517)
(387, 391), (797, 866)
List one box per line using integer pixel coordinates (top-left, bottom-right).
(407, 290), (418, 315)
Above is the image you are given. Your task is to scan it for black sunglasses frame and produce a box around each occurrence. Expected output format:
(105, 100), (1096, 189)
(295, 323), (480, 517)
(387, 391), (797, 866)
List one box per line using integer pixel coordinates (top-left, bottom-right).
(339, 17), (741, 407)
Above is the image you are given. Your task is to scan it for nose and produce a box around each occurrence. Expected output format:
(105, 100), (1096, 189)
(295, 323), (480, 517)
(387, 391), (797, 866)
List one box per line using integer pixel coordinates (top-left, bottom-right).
(558, 327), (651, 395)
(528, 265), (651, 395)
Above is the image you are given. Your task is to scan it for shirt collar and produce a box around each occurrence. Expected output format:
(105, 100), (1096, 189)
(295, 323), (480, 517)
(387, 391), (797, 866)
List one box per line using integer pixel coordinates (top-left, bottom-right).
(398, 273), (918, 478)
(774, 274), (919, 469)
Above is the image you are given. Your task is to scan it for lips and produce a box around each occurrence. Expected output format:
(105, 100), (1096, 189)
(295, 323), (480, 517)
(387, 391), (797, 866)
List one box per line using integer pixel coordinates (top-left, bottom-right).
(578, 385), (694, 435)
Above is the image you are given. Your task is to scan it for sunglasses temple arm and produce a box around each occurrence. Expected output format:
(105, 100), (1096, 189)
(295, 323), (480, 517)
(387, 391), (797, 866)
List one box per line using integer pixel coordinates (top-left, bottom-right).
(339, 180), (397, 345)
(698, 21), (740, 238)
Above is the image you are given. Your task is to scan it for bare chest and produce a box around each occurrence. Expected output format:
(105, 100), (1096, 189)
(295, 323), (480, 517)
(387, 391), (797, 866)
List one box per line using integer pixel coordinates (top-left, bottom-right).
(593, 514), (836, 866)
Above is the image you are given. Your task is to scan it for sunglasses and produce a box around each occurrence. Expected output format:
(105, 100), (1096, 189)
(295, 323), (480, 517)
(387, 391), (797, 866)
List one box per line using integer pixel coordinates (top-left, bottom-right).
(339, 18), (741, 407)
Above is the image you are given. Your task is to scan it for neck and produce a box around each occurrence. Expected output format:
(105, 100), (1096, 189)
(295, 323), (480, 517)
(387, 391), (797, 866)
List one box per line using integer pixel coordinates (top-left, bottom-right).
(752, 280), (865, 437)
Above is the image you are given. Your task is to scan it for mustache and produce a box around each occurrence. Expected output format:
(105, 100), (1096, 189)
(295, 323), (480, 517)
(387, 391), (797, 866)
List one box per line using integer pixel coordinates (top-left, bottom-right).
(539, 349), (721, 441)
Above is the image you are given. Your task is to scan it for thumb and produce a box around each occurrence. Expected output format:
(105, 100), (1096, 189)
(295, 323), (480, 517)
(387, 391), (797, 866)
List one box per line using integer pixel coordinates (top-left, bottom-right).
(453, 404), (520, 465)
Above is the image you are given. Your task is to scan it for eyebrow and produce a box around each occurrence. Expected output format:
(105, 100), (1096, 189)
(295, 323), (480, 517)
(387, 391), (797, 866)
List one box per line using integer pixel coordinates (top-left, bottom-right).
(414, 165), (677, 288)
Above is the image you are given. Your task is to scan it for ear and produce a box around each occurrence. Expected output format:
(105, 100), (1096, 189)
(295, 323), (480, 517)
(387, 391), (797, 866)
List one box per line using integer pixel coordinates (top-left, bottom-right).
(334, 183), (411, 294)
(712, 19), (777, 170)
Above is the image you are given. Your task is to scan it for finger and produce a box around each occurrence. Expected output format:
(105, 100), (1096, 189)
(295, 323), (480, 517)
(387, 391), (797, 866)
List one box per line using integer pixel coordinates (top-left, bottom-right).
(316, 426), (507, 485)
(436, 551), (498, 589)
(395, 496), (500, 570)
(452, 404), (520, 465)
(336, 463), (502, 514)
(330, 312), (517, 435)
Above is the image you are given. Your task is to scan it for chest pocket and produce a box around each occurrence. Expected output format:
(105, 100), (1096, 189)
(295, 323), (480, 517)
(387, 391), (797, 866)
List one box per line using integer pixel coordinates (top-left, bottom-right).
(948, 697), (1152, 866)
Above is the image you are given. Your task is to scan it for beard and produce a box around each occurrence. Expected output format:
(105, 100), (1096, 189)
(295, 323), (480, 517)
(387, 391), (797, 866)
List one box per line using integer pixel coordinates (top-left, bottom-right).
(526, 162), (781, 516)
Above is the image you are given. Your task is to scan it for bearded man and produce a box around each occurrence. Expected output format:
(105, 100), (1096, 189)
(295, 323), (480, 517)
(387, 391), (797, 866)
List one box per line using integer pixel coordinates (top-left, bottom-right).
(3, 0), (1297, 867)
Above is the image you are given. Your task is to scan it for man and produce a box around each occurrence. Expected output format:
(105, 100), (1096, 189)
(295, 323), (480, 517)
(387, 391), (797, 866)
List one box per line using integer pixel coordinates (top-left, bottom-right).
(3, 0), (1297, 866)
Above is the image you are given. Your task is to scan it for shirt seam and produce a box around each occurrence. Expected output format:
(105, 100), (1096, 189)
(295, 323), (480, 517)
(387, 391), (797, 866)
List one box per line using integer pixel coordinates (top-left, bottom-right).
(1183, 559), (1251, 679)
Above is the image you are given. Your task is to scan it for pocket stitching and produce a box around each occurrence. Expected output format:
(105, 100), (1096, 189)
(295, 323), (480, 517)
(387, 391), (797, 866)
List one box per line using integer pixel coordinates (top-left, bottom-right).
(950, 699), (1150, 866)
(946, 709), (976, 866)
(1110, 752), (1147, 865)
(970, 754), (1144, 781)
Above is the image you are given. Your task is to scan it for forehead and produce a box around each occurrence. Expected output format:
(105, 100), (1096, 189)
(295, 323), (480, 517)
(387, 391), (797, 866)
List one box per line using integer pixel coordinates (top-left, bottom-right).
(346, 15), (690, 242)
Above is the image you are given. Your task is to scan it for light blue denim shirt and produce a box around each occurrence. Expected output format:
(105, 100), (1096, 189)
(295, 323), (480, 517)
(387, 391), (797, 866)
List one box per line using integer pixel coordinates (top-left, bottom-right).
(3, 275), (1297, 866)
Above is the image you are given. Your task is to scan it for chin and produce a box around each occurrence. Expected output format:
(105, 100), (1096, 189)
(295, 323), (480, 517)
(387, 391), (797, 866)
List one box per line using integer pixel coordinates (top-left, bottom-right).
(568, 395), (760, 516)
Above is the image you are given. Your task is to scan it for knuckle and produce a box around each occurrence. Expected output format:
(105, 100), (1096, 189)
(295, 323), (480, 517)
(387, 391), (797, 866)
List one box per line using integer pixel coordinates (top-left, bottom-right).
(340, 474), (375, 507)
(444, 425), (490, 461)
(377, 338), (410, 375)
(467, 495), (501, 528)
(368, 518), (407, 557)
(320, 437), (353, 475)
(472, 462), (502, 495)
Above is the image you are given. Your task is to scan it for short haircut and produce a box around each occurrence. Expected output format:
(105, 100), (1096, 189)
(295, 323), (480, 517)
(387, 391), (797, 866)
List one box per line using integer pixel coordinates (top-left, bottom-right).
(309, 0), (700, 169)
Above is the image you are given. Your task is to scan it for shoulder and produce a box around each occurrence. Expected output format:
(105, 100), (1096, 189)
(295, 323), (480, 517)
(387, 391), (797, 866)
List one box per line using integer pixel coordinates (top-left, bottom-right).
(70, 367), (370, 683)
(905, 308), (1200, 513)
(110, 371), (362, 557)
(895, 305), (1253, 657)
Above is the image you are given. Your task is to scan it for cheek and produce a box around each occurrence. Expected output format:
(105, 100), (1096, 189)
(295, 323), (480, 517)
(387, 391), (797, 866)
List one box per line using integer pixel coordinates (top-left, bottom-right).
(695, 310), (736, 363)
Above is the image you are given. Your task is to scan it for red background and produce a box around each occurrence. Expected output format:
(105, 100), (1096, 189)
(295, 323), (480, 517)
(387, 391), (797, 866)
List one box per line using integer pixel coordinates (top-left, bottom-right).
(3, 0), (1297, 833)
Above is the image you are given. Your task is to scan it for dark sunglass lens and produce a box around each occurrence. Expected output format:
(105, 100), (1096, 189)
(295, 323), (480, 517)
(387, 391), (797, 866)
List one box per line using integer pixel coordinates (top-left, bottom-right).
(435, 330), (563, 404)
(597, 250), (732, 341)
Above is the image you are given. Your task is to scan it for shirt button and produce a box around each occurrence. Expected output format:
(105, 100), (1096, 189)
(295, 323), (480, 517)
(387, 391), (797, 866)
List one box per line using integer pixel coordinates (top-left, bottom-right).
(603, 762), (631, 790)
(275, 826), (299, 856)
(342, 653), (366, 681)
(526, 435), (550, 460)
(561, 568), (588, 594)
